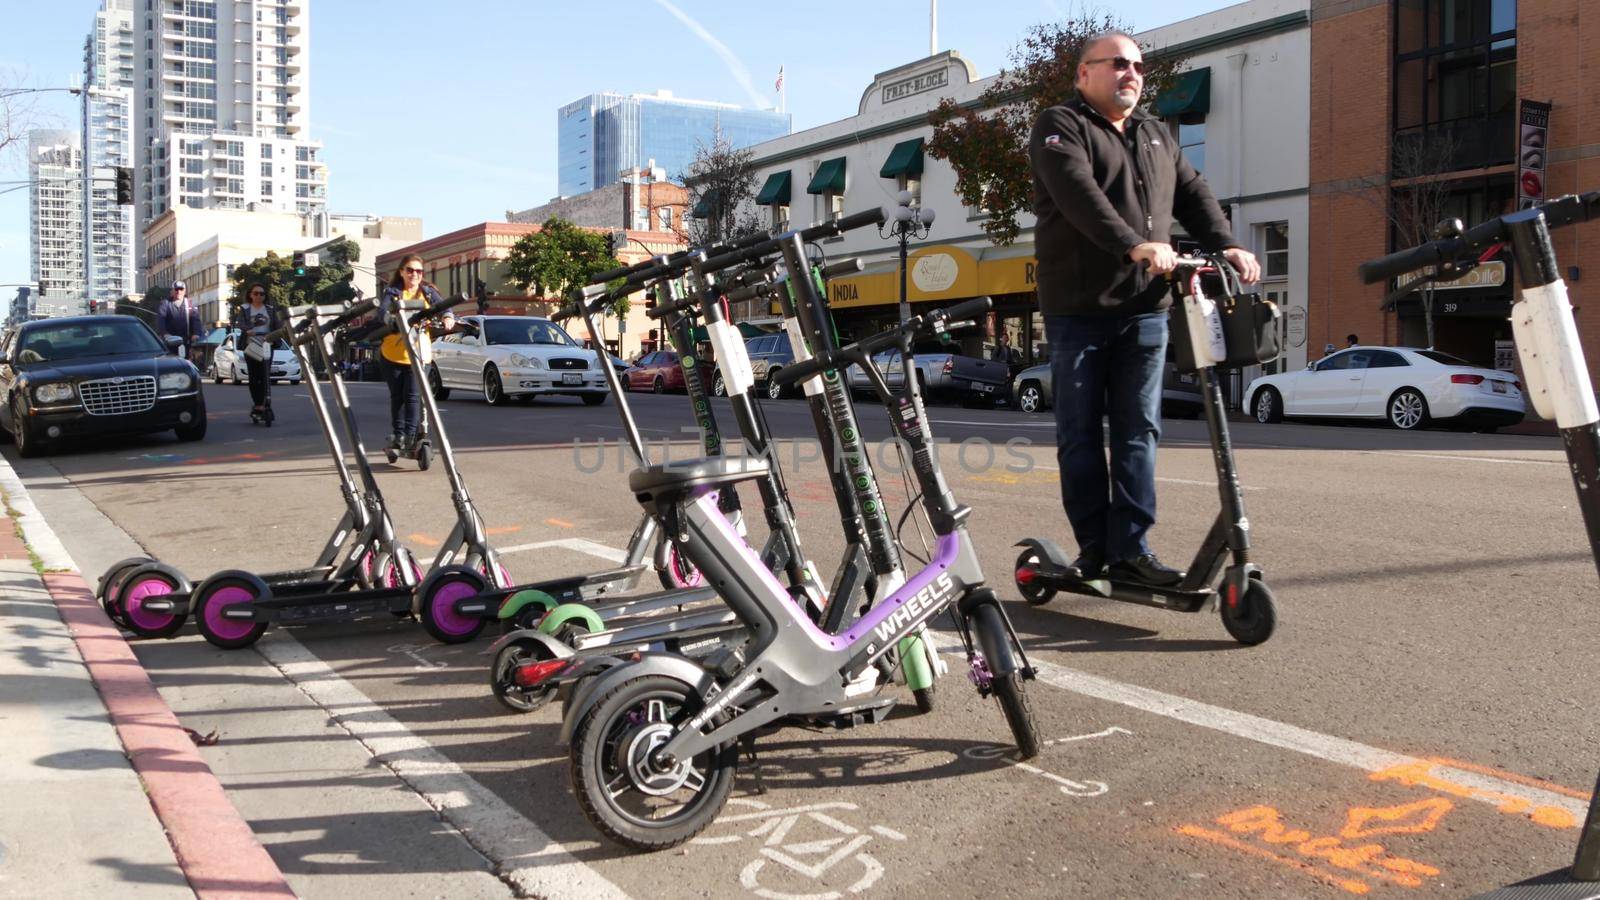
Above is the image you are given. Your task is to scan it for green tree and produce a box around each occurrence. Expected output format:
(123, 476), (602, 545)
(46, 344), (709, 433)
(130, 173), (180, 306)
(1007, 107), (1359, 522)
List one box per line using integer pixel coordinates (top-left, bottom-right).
(683, 125), (765, 247)
(115, 284), (169, 324)
(227, 237), (361, 323)
(502, 217), (627, 317)
(927, 16), (1185, 246)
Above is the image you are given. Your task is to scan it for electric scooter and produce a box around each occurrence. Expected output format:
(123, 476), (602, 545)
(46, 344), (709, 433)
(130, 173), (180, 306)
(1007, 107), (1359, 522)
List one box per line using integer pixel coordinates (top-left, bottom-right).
(180, 298), (464, 649)
(98, 300), (401, 640)
(1012, 254), (1281, 646)
(1358, 191), (1600, 896)
(558, 294), (1039, 851)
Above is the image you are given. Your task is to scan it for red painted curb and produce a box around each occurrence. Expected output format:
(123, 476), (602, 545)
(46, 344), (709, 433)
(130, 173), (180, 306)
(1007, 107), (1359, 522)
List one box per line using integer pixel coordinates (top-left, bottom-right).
(45, 572), (296, 900)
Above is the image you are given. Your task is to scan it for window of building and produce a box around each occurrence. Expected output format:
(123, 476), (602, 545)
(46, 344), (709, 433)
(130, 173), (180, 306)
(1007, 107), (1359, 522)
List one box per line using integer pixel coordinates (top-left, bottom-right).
(260, 161), (272, 177)
(657, 206), (672, 231)
(261, 144), (272, 160)
(1259, 221), (1289, 279)
(1168, 116), (1206, 173)
(1393, 0), (1517, 172)
(261, 181), (272, 195)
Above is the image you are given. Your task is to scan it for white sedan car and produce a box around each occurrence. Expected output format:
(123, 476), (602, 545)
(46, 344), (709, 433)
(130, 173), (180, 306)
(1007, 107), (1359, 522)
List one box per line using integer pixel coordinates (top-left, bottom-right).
(429, 315), (608, 406)
(1243, 346), (1525, 431)
(210, 329), (301, 385)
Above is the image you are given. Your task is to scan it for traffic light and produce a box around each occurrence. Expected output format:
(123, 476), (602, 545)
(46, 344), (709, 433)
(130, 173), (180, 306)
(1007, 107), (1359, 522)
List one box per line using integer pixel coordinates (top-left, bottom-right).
(292, 251), (308, 277)
(114, 166), (133, 205)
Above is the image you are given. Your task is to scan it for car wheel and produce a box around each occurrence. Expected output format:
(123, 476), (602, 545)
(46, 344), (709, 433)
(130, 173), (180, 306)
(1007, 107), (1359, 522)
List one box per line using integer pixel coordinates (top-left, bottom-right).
(11, 397), (40, 458)
(429, 365), (450, 401)
(1018, 381), (1044, 413)
(1253, 387), (1284, 424)
(211, 366), (223, 385)
(581, 393), (606, 406)
(765, 372), (784, 401)
(290, 378), (301, 386)
(230, 363), (242, 386)
(652, 375), (665, 394)
(712, 373), (726, 397)
(1388, 388), (1429, 430)
(483, 365), (505, 406)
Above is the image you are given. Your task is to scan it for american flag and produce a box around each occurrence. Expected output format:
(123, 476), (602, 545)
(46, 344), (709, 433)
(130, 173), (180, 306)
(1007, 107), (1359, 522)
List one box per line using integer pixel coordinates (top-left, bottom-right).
(775, 66), (784, 92)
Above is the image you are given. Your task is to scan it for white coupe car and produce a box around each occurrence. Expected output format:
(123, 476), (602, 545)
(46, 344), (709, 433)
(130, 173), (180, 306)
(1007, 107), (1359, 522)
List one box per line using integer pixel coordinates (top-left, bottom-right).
(1243, 346), (1525, 431)
(429, 315), (608, 406)
(210, 329), (301, 385)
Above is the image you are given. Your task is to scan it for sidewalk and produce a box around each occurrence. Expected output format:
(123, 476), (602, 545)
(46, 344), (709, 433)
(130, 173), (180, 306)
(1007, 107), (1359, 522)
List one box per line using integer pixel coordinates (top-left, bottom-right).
(0, 471), (294, 899)
(0, 556), (188, 898)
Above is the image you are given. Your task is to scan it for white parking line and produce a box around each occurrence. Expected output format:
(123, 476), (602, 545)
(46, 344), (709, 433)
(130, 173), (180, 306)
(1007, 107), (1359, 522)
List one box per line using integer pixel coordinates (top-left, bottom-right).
(260, 633), (631, 900)
(1366, 451), (1561, 467)
(931, 419), (1057, 429)
(497, 537), (627, 563)
(1025, 464), (1264, 491)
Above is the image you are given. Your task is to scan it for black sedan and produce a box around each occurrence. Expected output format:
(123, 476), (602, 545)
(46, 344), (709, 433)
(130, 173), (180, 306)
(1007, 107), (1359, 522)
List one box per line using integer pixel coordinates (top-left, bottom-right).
(0, 315), (207, 457)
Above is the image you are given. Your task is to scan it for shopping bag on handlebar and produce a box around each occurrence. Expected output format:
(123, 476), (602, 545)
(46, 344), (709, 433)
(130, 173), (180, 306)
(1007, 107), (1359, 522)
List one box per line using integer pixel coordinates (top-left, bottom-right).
(1168, 262), (1281, 372)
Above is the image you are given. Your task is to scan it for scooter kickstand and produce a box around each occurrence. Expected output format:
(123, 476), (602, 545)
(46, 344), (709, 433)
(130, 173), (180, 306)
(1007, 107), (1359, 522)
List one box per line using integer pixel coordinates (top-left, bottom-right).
(740, 734), (767, 795)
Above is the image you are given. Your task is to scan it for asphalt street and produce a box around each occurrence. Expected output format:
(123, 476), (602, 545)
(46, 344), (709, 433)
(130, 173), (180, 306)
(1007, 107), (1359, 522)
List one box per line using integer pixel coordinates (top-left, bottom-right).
(11, 377), (1597, 899)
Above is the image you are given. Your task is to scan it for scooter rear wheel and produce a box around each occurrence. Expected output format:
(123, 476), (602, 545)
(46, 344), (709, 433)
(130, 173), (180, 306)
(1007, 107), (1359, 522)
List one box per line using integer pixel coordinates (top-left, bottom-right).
(99, 556), (154, 629)
(1220, 576), (1278, 646)
(489, 636), (558, 713)
(570, 674), (737, 850)
(1013, 548), (1057, 606)
(192, 572), (271, 650)
(418, 566), (489, 644)
(417, 441), (432, 471)
(118, 564), (191, 639)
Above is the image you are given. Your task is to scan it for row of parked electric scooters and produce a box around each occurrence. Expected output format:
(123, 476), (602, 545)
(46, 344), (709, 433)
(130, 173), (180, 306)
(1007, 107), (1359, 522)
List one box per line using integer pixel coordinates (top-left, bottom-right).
(92, 206), (1282, 849)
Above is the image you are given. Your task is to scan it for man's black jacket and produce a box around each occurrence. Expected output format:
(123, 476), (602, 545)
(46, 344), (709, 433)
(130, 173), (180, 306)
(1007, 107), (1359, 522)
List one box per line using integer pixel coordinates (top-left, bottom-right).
(1029, 98), (1240, 318)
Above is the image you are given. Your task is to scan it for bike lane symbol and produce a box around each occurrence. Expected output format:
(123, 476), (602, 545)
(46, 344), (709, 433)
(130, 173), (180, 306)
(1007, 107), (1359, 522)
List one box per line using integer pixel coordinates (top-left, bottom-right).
(693, 798), (907, 900)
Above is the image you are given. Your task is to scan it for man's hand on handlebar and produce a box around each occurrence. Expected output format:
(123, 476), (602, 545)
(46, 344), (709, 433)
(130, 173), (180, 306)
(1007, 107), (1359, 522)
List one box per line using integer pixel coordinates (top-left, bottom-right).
(1130, 242), (1179, 276)
(1221, 247), (1261, 285)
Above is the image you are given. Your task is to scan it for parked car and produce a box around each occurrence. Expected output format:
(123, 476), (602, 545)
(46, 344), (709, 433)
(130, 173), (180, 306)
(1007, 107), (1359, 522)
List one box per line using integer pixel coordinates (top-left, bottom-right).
(1009, 352), (1204, 419)
(0, 315), (206, 456)
(1242, 345), (1525, 431)
(712, 331), (793, 400)
(845, 341), (1009, 404)
(624, 349), (689, 394)
(210, 328), (301, 385)
(429, 315), (608, 405)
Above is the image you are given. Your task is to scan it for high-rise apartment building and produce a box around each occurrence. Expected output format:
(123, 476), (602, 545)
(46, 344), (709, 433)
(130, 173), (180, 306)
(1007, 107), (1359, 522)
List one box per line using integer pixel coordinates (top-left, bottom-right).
(29, 131), (86, 316)
(557, 90), (790, 197)
(134, 0), (326, 286)
(82, 0), (136, 306)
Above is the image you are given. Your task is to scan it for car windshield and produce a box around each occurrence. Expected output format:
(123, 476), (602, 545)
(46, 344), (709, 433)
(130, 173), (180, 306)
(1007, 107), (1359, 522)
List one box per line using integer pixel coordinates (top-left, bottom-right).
(483, 319), (577, 347)
(15, 319), (164, 363)
(1416, 350), (1473, 367)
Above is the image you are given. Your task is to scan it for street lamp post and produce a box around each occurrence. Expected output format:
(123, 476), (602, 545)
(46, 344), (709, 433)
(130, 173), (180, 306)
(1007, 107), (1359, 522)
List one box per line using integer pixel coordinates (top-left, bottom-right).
(879, 190), (936, 324)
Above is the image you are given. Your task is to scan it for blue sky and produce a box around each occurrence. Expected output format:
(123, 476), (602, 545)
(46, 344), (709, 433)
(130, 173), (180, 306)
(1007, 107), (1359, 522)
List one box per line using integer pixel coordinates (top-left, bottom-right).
(0, 0), (1240, 288)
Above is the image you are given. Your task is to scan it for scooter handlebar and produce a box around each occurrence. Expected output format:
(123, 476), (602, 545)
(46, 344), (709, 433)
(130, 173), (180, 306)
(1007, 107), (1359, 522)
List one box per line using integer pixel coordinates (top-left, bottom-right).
(406, 293), (469, 327)
(819, 258), (864, 279)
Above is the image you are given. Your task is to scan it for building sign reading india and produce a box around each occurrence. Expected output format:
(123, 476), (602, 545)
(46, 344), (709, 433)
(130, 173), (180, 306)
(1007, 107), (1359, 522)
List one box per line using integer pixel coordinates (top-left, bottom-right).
(882, 68), (950, 104)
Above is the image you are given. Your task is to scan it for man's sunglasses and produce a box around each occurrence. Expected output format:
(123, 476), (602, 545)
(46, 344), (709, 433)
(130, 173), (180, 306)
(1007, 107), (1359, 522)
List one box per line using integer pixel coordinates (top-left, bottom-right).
(1083, 56), (1145, 76)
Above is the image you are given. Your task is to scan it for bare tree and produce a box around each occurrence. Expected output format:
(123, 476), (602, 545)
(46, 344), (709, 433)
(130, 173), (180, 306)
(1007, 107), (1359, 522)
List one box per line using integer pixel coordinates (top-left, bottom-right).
(0, 68), (55, 163)
(682, 125), (765, 249)
(1350, 131), (1464, 349)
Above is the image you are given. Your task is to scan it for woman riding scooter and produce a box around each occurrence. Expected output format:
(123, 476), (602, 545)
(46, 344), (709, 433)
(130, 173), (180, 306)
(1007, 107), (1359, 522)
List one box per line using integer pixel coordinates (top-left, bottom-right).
(232, 282), (285, 424)
(374, 255), (455, 456)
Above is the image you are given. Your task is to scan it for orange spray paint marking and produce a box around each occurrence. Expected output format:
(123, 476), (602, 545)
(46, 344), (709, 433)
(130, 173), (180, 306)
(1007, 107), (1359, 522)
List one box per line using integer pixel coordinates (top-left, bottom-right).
(1370, 759), (1580, 829)
(1184, 802), (1446, 893)
(485, 525), (523, 536)
(407, 533), (442, 548)
(545, 518), (575, 529)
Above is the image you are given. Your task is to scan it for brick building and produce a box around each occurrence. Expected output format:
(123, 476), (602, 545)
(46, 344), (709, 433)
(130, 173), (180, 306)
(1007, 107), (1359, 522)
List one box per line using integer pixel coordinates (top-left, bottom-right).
(1310, 0), (1599, 378)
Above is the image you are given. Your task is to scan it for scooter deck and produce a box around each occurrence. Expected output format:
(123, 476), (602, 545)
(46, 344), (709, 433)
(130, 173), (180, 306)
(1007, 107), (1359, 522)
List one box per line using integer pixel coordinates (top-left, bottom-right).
(570, 584), (720, 622)
(136, 567), (349, 616)
(452, 563), (652, 619)
(1042, 569), (1215, 613)
(572, 606), (739, 650)
(795, 696), (898, 730)
(220, 586), (414, 624)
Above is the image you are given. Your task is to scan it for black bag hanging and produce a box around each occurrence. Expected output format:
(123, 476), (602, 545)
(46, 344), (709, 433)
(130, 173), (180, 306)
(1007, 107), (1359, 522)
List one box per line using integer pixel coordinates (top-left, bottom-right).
(1169, 261), (1282, 372)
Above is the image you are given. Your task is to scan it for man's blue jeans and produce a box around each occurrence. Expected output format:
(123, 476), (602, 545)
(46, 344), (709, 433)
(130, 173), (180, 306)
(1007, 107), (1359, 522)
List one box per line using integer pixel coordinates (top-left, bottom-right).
(1046, 312), (1167, 564)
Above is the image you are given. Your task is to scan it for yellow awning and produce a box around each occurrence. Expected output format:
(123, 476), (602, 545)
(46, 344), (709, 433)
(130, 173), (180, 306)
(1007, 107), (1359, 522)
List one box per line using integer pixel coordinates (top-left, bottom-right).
(822, 243), (1039, 309)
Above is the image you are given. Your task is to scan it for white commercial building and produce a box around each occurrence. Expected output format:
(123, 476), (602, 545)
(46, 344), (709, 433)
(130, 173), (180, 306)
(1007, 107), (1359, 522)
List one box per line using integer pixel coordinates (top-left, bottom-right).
(134, 0), (327, 287)
(81, 0), (137, 308)
(730, 0), (1312, 379)
(29, 130), (86, 317)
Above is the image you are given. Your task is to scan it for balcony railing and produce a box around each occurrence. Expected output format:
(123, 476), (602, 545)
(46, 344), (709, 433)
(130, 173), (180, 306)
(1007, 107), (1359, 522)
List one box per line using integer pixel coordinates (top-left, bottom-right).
(1392, 114), (1515, 175)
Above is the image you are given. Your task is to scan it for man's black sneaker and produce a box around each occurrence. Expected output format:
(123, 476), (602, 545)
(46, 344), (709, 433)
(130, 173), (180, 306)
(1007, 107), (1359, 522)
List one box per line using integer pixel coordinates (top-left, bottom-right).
(1068, 553), (1105, 580)
(1107, 554), (1185, 587)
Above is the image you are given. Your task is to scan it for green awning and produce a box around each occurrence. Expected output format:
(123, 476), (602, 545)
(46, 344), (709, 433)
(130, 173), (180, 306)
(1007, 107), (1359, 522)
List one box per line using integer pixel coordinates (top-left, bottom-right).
(879, 138), (925, 179)
(755, 171), (791, 206)
(689, 189), (719, 219)
(1155, 67), (1210, 118)
(806, 157), (847, 195)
